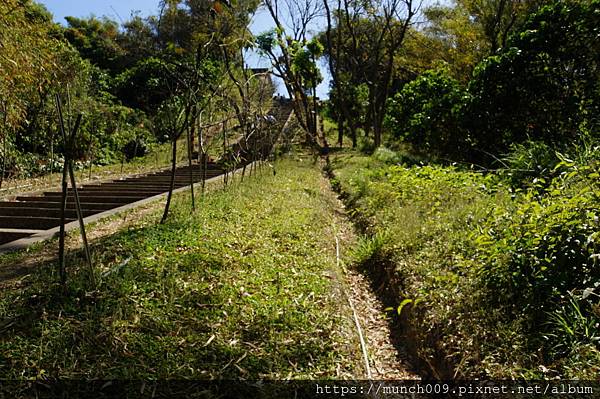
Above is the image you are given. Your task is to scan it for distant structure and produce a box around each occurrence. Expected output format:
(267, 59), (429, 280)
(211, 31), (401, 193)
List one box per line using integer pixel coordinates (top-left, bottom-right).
(250, 68), (272, 86)
(250, 67), (269, 74)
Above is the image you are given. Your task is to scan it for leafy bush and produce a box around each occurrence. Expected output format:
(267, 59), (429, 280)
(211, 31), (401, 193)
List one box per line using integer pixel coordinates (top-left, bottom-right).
(548, 292), (600, 358)
(477, 166), (600, 322)
(385, 68), (469, 158)
(352, 232), (392, 268)
(356, 135), (376, 154)
(331, 150), (600, 378)
(114, 57), (174, 114)
(385, 1), (600, 165)
(501, 140), (559, 188)
(122, 137), (149, 161)
(464, 0), (600, 156)
(371, 147), (402, 164)
(371, 146), (425, 166)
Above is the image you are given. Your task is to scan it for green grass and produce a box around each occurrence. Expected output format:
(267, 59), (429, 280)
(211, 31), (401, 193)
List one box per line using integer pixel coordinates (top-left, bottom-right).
(0, 158), (361, 379)
(329, 147), (600, 379)
(322, 117), (340, 148)
(330, 150), (503, 378)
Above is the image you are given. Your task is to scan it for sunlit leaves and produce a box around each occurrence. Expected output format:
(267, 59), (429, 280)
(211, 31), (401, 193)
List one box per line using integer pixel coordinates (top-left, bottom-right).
(386, 68), (469, 158)
(0, 0), (65, 130)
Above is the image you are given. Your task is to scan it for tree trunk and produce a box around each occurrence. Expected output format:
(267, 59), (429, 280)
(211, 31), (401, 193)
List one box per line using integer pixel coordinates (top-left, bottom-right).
(223, 120), (228, 186)
(374, 122), (382, 148)
(0, 134), (6, 190)
(161, 138), (178, 224)
(187, 125), (195, 211)
(373, 93), (388, 148)
(337, 114), (344, 147)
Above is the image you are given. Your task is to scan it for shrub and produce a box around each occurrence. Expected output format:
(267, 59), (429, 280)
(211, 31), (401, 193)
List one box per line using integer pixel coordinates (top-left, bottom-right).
(385, 68), (469, 159)
(114, 57), (173, 114)
(332, 150), (600, 378)
(472, 160), (600, 370)
(501, 140), (559, 188)
(465, 0), (600, 157)
(477, 177), (599, 318)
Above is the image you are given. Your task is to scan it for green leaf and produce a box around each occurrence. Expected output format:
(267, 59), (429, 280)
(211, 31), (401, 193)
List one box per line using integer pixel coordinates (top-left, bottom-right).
(397, 299), (413, 316)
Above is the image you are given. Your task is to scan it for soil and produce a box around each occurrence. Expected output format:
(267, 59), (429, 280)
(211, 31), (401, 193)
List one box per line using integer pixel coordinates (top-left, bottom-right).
(317, 163), (418, 379)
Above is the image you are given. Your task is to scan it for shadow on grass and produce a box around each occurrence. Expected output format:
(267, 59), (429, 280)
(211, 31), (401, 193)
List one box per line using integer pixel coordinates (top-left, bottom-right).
(0, 201), (342, 381)
(353, 251), (455, 379)
(1, 219), (256, 379)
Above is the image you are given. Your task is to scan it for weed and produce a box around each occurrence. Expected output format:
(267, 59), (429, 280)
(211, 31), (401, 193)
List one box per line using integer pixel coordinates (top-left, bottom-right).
(0, 158), (361, 379)
(329, 148), (600, 379)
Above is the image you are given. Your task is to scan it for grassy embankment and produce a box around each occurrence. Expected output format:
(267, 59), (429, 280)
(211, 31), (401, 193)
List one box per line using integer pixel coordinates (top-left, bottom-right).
(0, 158), (361, 379)
(328, 147), (600, 379)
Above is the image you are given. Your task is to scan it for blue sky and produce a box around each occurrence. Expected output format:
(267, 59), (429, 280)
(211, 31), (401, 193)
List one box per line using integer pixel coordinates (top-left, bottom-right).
(36, 1), (446, 99)
(37, 0), (159, 23)
(36, 0), (330, 97)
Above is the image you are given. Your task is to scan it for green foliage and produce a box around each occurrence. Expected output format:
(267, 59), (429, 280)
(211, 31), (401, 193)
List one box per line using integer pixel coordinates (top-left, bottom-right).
(0, 0), (236, 178)
(255, 30), (277, 53)
(386, 69), (469, 158)
(330, 148), (600, 378)
(384, 0), (600, 165)
(117, 15), (158, 68)
(353, 135), (374, 154)
(289, 40), (323, 91)
(0, 0), (68, 130)
(352, 232), (391, 268)
(501, 136), (600, 188)
(465, 0), (600, 156)
(154, 96), (189, 142)
(0, 1), (169, 178)
(477, 165), (600, 323)
(305, 38), (324, 58)
(372, 146), (425, 167)
(115, 58), (174, 114)
(0, 159), (359, 379)
(501, 140), (559, 188)
(424, 0), (543, 72)
(547, 292), (600, 357)
(371, 147), (403, 165)
(321, 4), (417, 146)
(63, 16), (124, 73)
(420, 4), (488, 81)
(328, 82), (371, 141)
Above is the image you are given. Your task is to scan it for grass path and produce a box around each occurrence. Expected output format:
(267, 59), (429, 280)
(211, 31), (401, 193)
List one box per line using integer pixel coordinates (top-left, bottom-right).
(1, 157), (369, 379)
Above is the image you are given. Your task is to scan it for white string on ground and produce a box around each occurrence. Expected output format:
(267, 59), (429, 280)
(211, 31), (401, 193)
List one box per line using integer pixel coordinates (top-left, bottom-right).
(335, 234), (372, 380)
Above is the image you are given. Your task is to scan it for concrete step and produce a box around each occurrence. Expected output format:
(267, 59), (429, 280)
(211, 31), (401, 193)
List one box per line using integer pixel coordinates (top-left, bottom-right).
(143, 172), (223, 179)
(0, 216), (75, 230)
(134, 173), (224, 180)
(42, 191), (155, 200)
(87, 182), (187, 189)
(0, 162), (227, 248)
(122, 178), (212, 184)
(0, 231), (35, 245)
(0, 207), (101, 219)
(17, 195), (149, 203)
(167, 165), (220, 171)
(91, 182), (186, 188)
(0, 201), (122, 211)
(71, 187), (169, 195)
(149, 168), (224, 173)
